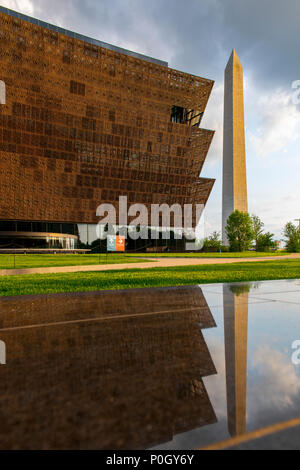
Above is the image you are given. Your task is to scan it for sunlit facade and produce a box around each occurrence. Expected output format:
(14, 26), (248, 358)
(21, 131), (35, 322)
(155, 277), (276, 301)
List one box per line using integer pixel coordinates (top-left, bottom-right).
(0, 6), (215, 249)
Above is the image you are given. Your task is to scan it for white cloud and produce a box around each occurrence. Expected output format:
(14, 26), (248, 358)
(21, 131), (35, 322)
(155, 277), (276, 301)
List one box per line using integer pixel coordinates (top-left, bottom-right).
(248, 86), (300, 158)
(1, 0), (35, 15)
(249, 345), (300, 409)
(201, 83), (224, 163)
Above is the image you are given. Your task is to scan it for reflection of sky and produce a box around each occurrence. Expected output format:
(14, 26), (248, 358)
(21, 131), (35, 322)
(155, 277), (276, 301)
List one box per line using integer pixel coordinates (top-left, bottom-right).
(154, 279), (300, 449)
(246, 298), (300, 430)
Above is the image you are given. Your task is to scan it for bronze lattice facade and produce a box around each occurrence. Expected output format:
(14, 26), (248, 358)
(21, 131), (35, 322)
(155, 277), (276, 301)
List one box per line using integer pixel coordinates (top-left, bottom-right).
(0, 7), (215, 231)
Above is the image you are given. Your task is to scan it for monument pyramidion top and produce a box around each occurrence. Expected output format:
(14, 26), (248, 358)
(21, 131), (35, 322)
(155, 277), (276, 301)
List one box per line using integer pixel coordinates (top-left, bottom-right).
(225, 48), (243, 72)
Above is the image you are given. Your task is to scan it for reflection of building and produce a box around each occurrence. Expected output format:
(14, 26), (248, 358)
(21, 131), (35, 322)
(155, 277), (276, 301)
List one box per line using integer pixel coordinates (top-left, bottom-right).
(223, 284), (249, 436)
(0, 285), (217, 449)
(222, 50), (248, 244)
(0, 6), (215, 249)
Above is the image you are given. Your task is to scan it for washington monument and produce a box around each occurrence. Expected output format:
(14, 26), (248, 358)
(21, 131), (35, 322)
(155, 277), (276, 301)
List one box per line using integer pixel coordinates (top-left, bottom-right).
(222, 49), (248, 244)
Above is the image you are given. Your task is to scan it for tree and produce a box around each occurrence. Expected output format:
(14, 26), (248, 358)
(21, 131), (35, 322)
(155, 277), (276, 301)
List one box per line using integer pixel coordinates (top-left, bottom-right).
(283, 222), (300, 252)
(256, 232), (276, 252)
(202, 231), (222, 252)
(229, 283), (251, 295)
(251, 215), (264, 250)
(225, 210), (254, 252)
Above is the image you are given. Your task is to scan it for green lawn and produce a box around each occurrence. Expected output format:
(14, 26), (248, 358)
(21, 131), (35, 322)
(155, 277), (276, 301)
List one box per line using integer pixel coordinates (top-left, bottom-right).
(0, 252), (289, 270)
(127, 251), (288, 258)
(0, 254), (145, 270)
(1, 258), (300, 297)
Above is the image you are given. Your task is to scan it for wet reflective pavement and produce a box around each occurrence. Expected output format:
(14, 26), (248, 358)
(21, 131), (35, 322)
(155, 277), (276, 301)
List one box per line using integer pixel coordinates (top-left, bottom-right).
(1, 279), (300, 449)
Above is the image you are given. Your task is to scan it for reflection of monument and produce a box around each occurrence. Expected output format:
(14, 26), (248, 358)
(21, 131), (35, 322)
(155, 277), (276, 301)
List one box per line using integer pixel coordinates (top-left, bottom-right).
(223, 284), (249, 436)
(222, 49), (248, 244)
(0, 286), (217, 449)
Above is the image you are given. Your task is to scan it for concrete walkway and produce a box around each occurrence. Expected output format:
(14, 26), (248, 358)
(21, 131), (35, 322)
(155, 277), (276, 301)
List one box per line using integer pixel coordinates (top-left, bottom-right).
(1, 253), (300, 276)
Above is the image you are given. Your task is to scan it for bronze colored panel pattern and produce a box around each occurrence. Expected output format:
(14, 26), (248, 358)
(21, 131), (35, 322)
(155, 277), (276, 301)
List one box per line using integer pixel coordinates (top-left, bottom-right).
(0, 10), (215, 225)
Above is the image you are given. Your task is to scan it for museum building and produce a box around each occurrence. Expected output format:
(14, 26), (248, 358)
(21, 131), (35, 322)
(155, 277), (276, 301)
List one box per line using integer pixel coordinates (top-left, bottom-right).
(0, 6), (215, 250)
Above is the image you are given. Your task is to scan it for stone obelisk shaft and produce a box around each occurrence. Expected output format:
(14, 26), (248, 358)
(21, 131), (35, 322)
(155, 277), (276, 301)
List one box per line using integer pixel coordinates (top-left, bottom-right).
(222, 50), (248, 244)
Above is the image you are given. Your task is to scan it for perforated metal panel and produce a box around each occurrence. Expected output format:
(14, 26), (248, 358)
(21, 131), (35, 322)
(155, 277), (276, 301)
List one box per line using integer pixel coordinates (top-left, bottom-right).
(0, 8), (215, 226)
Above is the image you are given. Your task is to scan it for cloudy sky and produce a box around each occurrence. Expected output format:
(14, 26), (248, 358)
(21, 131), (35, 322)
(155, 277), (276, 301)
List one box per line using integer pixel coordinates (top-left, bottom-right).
(3, 0), (300, 239)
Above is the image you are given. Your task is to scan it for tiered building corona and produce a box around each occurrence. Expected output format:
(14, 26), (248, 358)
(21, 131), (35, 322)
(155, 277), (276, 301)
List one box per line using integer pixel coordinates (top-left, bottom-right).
(0, 6), (215, 249)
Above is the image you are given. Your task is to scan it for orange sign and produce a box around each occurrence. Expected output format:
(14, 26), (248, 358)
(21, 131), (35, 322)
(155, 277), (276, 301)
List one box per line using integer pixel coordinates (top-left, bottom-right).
(116, 236), (125, 252)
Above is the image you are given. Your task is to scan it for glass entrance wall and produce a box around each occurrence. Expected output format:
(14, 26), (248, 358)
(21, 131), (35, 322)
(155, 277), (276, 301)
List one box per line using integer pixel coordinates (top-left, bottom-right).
(0, 234), (78, 249)
(0, 220), (194, 251)
(0, 221), (79, 236)
(78, 223), (191, 253)
(0, 221), (79, 249)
